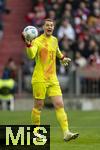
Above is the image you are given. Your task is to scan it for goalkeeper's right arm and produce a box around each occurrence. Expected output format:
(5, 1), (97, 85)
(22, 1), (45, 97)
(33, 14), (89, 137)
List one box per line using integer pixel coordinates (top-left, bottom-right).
(26, 41), (38, 59)
(22, 33), (38, 59)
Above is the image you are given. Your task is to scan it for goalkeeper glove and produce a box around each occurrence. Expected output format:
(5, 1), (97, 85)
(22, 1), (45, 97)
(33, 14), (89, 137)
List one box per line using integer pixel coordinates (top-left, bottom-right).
(60, 56), (71, 66)
(22, 32), (32, 47)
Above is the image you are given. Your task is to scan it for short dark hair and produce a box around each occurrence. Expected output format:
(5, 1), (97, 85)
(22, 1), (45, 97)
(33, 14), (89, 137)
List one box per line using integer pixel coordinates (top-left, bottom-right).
(44, 18), (54, 24)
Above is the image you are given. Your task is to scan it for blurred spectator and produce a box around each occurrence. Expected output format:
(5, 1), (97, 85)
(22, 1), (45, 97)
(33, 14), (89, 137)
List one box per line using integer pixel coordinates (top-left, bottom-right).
(93, 0), (100, 11)
(79, 2), (90, 17)
(59, 35), (74, 60)
(59, 36), (70, 53)
(2, 58), (17, 81)
(0, 0), (11, 41)
(57, 18), (75, 41)
(64, 2), (72, 12)
(48, 0), (65, 19)
(93, 10), (100, 42)
(26, 0), (46, 28)
(47, 9), (56, 20)
(88, 10), (100, 42)
(63, 9), (74, 25)
(74, 38), (97, 59)
(75, 51), (87, 68)
(88, 51), (100, 66)
(69, 0), (80, 11)
(0, 0), (5, 40)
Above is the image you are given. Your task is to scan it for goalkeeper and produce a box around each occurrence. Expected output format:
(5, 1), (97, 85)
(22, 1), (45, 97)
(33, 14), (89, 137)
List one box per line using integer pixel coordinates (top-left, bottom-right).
(22, 18), (79, 141)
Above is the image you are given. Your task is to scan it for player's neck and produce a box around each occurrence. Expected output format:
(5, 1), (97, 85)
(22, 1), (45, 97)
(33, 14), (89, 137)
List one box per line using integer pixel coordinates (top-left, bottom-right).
(43, 33), (52, 38)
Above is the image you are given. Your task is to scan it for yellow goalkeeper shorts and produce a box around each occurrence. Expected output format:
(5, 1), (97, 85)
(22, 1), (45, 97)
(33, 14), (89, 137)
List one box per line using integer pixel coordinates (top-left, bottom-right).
(32, 82), (62, 99)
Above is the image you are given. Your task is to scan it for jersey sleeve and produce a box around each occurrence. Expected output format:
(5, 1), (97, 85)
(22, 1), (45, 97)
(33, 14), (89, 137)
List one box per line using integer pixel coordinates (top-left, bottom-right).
(56, 38), (63, 59)
(26, 40), (38, 59)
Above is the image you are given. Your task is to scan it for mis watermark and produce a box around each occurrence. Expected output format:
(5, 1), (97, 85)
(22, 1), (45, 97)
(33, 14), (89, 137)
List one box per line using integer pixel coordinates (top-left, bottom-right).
(0, 125), (50, 150)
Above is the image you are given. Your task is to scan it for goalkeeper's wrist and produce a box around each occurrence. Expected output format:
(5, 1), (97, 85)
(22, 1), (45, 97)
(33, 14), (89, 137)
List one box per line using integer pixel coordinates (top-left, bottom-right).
(22, 33), (32, 47)
(26, 43), (32, 47)
(61, 55), (65, 60)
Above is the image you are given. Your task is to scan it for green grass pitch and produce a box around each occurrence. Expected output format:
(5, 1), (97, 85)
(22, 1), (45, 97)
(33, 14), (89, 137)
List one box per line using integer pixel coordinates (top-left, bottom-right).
(0, 109), (100, 150)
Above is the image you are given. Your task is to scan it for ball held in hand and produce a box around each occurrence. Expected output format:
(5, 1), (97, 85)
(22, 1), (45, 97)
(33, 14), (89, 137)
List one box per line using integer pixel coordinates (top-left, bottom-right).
(22, 26), (38, 42)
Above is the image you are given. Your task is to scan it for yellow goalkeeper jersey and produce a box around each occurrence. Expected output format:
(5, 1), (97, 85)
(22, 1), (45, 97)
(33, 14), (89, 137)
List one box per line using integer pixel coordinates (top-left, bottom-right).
(26, 34), (63, 84)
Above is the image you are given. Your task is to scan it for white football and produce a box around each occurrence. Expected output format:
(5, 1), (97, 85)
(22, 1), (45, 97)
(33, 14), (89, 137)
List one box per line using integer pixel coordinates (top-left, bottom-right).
(22, 26), (38, 41)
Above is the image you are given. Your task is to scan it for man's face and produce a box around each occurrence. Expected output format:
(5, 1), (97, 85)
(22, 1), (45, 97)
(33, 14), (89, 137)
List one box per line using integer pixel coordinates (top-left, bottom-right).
(43, 21), (54, 36)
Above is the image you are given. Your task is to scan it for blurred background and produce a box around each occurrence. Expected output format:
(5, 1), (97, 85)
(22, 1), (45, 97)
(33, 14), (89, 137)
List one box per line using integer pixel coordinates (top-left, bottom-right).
(0, 0), (100, 111)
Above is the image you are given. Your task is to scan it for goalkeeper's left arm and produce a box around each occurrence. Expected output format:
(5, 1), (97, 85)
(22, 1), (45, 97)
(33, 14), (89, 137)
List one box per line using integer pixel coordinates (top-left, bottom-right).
(56, 47), (71, 66)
